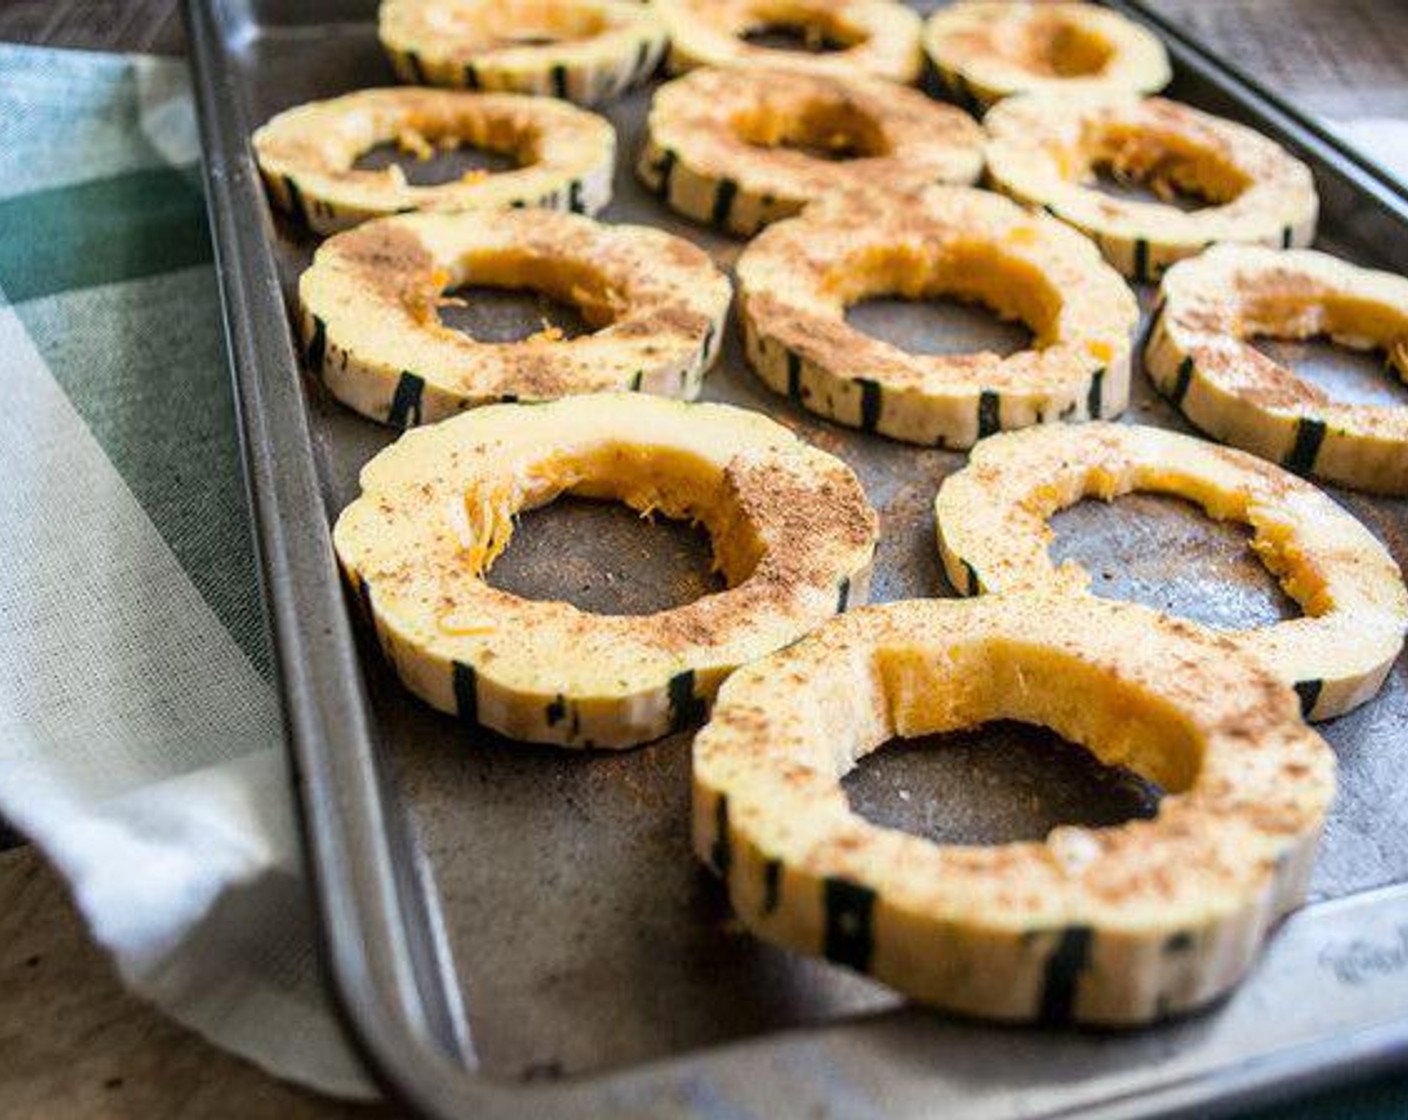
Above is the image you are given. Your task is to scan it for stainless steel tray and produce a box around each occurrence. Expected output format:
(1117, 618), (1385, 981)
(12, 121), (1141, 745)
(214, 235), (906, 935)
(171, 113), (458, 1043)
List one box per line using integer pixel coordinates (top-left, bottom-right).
(183, 1), (1408, 1114)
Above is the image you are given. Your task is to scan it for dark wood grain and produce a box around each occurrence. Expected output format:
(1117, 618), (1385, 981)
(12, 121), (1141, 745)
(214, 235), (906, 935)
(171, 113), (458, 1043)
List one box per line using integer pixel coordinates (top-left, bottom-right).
(0, 0), (184, 54)
(1159, 0), (1408, 117)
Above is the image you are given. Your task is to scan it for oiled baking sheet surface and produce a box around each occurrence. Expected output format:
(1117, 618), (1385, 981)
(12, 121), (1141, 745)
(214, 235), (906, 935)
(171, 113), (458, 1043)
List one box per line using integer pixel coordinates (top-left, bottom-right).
(233, 8), (1408, 1079)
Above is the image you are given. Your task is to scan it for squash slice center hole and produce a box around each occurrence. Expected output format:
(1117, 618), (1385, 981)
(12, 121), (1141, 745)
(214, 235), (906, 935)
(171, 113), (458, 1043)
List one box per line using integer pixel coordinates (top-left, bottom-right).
(846, 295), (1034, 357)
(485, 497), (725, 614)
(1251, 336), (1408, 408)
(439, 286), (592, 343)
(843, 723), (1161, 846)
(436, 2), (609, 48)
(841, 246), (1048, 357)
(733, 100), (889, 161)
(1088, 165), (1207, 212)
(1014, 18), (1114, 78)
(353, 139), (518, 186)
(740, 19), (860, 54)
(1050, 492), (1301, 629)
(1083, 131), (1249, 212)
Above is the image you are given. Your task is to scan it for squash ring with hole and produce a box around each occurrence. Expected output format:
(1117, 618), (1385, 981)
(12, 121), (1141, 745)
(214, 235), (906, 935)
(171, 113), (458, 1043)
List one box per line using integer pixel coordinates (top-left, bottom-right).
(379, 0), (668, 106)
(736, 185), (1138, 446)
(984, 92), (1318, 281)
(637, 66), (983, 236)
(693, 592), (1335, 1024)
(934, 422), (1408, 719)
(333, 393), (879, 748)
(652, 0), (923, 84)
(922, 1), (1170, 111)
(1147, 244), (1408, 496)
(298, 209), (732, 426)
(252, 87), (615, 234)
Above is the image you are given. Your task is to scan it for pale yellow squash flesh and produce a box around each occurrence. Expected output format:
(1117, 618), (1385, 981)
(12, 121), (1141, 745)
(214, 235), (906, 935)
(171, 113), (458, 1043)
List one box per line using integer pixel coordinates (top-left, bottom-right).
(380, 0), (668, 106)
(1148, 243), (1408, 495)
(694, 593), (1334, 1024)
(333, 393), (879, 748)
(934, 421), (1408, 719)
(923, 1), (1170, 108)
(252, 87), (616, 234)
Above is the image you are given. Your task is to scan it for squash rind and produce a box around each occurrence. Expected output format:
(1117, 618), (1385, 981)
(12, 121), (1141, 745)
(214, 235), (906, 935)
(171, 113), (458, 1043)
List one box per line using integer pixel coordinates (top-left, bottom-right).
(934, 421), (1408, 719)
(299, 209), (732, 425)
(736, 185), (1138, 446)
(637, 66), (983, 237)
(1148, 244), (1408, 495)
(252, 87), (616, 234)
(333, 393), (879, 748)
(693, 593), (1335, 1024)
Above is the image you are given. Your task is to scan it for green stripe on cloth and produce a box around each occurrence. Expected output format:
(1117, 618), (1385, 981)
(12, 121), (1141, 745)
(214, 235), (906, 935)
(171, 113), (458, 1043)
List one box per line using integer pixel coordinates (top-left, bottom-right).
(0, 49), (262, 675)
(13, 267), (271, 678)
(0, 167), (210, 302)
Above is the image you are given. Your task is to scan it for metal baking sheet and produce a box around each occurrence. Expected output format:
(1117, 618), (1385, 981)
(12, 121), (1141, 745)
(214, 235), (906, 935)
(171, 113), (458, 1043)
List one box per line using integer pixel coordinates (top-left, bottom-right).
(183, 0), (1408, 1115)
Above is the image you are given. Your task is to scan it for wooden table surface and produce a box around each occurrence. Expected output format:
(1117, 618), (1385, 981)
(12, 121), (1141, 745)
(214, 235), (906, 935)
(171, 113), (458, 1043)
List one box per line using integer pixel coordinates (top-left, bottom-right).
(2, 1), (1408, 1117)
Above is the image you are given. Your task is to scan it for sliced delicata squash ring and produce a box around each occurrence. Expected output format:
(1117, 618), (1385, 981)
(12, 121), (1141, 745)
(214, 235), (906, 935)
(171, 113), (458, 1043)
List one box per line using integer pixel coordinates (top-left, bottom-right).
(736, 185), (1138, 447)
(252, 87), (615, 234)
(1148, 244), (1408, 495)
(379, 0), (668, 106)
(984, 92), (1318, 281)
(299, 209), (732, 426)
(333, 393), (879, 748)
(637, 65), (983, 236)
(652, 0), (923, 84)
(935, 422), (1408, 719)
(694, 592), (1335, 1024)
(922, 1), (1170, 110)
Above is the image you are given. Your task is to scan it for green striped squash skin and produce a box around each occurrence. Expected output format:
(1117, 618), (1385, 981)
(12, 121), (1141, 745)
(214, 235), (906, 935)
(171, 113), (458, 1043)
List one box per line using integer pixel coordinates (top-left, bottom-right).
(1145, 289), (1408, 500)
(636, 138), (788, 238)
(691, 596), (1333, 1024)
(740, 305), (1125, 449)
(353, 570), (873, 749)
(697, 778), (1319, 1025)
(261, 160), (614, 236)
(1006, 199), (1318, 284)
(383, 32), (668, 107)
(298, 283), (727, 429)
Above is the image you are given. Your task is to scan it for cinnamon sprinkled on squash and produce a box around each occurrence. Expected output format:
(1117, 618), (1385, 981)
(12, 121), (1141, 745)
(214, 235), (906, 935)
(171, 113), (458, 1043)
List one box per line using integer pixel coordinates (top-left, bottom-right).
(333, 393), (878, 747)
(253, 86), (615, 234)
(299, 208), (731, 425)
(936, 421), (1408, 719)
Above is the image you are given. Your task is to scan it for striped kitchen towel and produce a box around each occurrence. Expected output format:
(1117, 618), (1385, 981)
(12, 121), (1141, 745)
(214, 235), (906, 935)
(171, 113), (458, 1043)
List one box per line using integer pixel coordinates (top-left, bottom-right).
(0, 43), (370, 1099)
